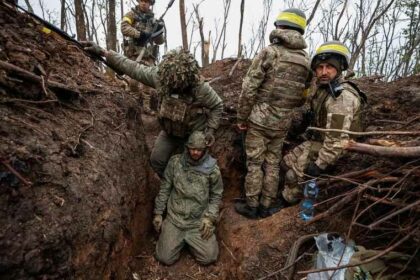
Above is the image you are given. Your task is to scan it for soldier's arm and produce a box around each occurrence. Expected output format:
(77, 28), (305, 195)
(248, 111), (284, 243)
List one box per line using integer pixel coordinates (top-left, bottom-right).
(205, 165), (224, 222)
(237, 48), (270, 122)
(197, 83), (224, 131)
(154, 157), (175, 215)
(105, 51), (159, 88)
(121, 11), (141, 38)
(315, 91), (361, 169)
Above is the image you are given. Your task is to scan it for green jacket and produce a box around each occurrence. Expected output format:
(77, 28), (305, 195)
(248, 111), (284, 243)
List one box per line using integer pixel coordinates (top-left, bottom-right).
(154, 152), (223, 229)
(106, 51), (223, 137)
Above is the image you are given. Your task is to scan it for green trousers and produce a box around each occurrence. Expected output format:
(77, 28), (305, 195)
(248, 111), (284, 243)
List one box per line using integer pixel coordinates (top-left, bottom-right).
(155, 220), (219, 265)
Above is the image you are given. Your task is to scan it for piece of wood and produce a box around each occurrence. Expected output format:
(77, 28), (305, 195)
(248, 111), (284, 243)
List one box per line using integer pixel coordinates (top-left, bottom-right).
(307, 126), (420, 136)
(345, 141), (420, 158)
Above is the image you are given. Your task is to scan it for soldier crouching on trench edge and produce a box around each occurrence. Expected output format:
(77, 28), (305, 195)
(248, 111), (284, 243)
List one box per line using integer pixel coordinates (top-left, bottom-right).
(121, 0), (165, 115)
(280, 41), (367, 205)
(235, 8), (312, 219)
(152, 131), (223, 265)
(80, 43), (223, 178)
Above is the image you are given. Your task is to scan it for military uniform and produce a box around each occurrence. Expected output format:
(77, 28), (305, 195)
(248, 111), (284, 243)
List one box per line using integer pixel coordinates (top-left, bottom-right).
(121, 6), (164, 113)
(104, 51), (223, 177)
(282, 78), (365, 203)
(153, 147), (223, 265)
(237, 28), (311, 209)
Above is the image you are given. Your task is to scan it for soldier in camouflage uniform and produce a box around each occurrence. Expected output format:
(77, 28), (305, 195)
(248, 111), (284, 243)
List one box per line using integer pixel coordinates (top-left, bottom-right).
(235, 9), (312, 219)
(80, 43), (223, 178)
(281, 41), (367, 204)
(152, 131), (223, 265)
(121, 0), (165, 115)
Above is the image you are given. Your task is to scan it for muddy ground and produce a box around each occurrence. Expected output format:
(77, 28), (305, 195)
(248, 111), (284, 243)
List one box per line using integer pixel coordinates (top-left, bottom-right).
(1, 3), (419, 280)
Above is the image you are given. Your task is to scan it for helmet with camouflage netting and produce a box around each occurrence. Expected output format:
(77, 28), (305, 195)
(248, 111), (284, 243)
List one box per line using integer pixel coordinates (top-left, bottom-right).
(157, 49), (200, 93)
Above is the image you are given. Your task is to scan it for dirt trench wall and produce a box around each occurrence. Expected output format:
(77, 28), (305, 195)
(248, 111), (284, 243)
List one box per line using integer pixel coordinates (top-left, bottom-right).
(0, 4), (156, 279)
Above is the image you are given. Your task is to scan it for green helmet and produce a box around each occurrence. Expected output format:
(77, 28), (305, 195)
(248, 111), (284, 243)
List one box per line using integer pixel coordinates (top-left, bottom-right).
(139, 0), (155, 5)
(311, 41), (351, 71)
(274, 8), (306, 35)
(186, 131), (207, 150)
(157, 49), (200, 93)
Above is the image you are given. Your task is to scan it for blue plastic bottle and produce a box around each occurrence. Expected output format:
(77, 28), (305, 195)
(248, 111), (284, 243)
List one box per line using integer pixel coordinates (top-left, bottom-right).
(300, 179), (319, 221)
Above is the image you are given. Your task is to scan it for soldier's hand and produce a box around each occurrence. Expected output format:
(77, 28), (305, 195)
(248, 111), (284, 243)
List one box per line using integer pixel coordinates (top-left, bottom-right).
(79, 41), (107, 57)
(205, 128), (215, 147)
(152, 214), (163, 233)
(200, 217), (215, 240)
(305, 161), (322, 177)
(236, 122), (248, 131)
(135, 31), (152, 45)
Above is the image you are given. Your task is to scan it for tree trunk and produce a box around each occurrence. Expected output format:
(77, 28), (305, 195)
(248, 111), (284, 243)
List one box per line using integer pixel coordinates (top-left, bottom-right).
(179, 0), (188, 51)
(107, 0), (117, 51)
(237, 0), (245, 58)
(74, 0), (87, 41)
(60, 0), (66, 31)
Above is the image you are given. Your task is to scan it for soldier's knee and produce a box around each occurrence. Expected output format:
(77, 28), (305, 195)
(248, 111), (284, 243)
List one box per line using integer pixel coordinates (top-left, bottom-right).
(155, 249), (179, 266)
(195, 245), (219, 266)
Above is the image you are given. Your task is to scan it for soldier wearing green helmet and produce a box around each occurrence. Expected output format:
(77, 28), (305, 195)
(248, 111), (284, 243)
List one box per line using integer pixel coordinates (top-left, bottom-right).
(79, 43), (223, 178)
(236, 8), (312, 219)
(280, 41), (367, 204)
(152, 131), (223, 265)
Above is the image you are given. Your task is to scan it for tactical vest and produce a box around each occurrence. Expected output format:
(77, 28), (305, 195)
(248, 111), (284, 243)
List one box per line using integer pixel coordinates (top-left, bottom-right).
(312, 81), (367, 140)
(256, 45), (310, 109)
(158, 89), (204, 138)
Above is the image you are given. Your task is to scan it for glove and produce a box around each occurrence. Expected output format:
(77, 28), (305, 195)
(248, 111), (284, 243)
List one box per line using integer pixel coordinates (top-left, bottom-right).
(152, 214), (163, 233)
(154, 20), (165, 32)
(305, 161), (322, 177)
(79, 41), (106, 57)
(205, 128), (215, 147)
(134, 31), (152, 46)
(199, 217), (215, 240)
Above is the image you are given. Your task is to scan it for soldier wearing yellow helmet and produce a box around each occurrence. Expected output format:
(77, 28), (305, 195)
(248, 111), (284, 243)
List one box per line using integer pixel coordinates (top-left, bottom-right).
(236, 8), (312, 219)
(280, 41), (367, 205)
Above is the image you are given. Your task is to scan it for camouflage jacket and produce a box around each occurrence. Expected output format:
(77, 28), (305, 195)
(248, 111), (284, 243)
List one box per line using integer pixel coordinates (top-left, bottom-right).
(238, 29), (311, 130)
(121, 6), (164, 62)
(311, 78), (365, 169)
(106, 51), (223, 137)
(154, 152), (223, 229)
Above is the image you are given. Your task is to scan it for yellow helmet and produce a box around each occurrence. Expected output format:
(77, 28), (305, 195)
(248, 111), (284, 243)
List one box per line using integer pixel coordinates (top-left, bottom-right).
(274, 8), (306, 35)
(311, 41), (351, 71)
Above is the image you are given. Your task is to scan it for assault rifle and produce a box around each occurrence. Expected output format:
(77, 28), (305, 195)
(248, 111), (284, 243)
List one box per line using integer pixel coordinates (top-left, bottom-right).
(9, 2), (119, 72)
(135, 0), (176, 63)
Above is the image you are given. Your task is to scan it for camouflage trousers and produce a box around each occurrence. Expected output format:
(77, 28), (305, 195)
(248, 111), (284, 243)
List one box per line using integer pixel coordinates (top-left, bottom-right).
(150, 130), (186, 177)
(156, 219), (219, 265)
(128, 78), (156, 113)
(244, 124), (287, 208)
(281, 140), (322, 204)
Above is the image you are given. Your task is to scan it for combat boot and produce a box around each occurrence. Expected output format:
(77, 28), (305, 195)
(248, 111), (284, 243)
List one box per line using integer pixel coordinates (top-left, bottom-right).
(234, 202), (259, 219)
(258, 199), (286, 218)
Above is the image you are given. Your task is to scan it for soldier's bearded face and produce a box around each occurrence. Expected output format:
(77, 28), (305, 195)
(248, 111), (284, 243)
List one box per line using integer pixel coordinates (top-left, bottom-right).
(315, 63), (338, 84)
(138, 0), (151, 12)
(188, 148), (205, 161)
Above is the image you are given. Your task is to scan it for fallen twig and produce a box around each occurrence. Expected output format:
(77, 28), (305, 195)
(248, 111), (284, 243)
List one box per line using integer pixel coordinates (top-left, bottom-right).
(229, 57), (243, 77)
(367, 200), (420, 230)
(0, 159), (32, 186)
